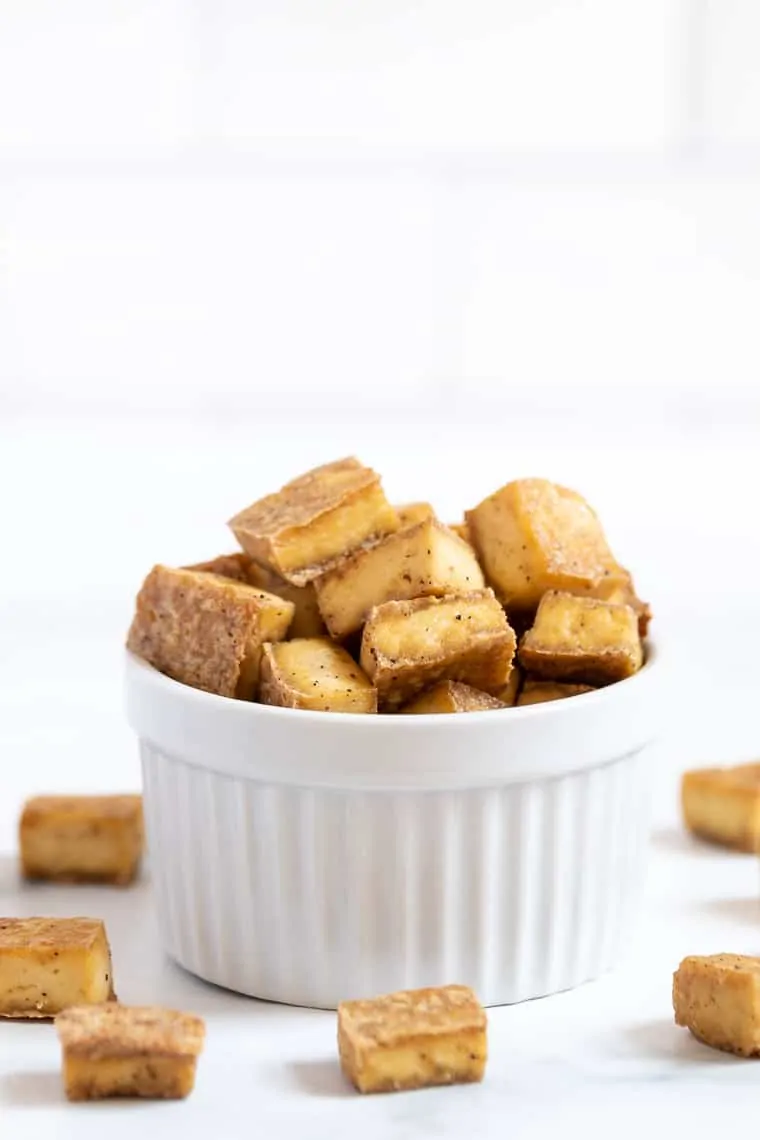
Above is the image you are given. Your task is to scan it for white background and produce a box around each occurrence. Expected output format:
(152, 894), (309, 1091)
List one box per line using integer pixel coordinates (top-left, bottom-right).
(2, 1), (760, 845)
(0, 8), (758, 791)
(2, 6), (760, 1136)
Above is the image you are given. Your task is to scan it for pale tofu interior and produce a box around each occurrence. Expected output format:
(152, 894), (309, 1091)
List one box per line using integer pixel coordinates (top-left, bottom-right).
(64, 1054), (197, 1100)
(274, 483), (397, 577)
(468, 493), (538, 604)
(532, 594), (637, 652)
(23, 821), (140, 879)
(0, 938), (112, 1016)
(370, 596), (504, 663)
(272, 640), (374, 699)
(316, 522), (484, 636)
(246, 564), (324, 638)
(235, 589), (294, 698)
(356, 1034), (486, 1091)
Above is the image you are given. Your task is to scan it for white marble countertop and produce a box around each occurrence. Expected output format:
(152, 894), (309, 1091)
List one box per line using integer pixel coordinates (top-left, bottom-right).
(2, 419), (760, 1137)
(1, 823), (760, 1140)
(2, 610), (760, 1139)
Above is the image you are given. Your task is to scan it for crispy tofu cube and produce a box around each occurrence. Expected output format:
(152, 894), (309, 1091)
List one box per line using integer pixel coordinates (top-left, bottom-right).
(448, 521), (472, 545)
(20, 795), (144, 886)
(395, 501), (436, 528)
(401, 681), (504, 714)
(517, 679), (595, 706)
(681, 764), (760, 852)
(315, 520), (485, 639)
(0, 918), (115, 1019)
(360, 590), (515, 710)
(56, 1004), (205, 1101)
(245, 561), (325, 639)
(494, 662), (522, 707)
(126, 565), (294, 699)
(184, 551), (254, 582)
(259, 638), (377, 713)
(228, 457), (398, 586)
(673, 955), (760, 1056)
(599, 567), (652, 638)
(186, 552), (324, 638)
(338, 985), (487, 1094)
(465, 478), (625, 613)
(518, 591), (642, 685)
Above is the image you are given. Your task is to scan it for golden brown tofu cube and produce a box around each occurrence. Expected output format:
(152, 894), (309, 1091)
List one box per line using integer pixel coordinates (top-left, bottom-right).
(126, 565), (294, 699)
(448, 521), (472, 545)
(0, 917), (115, 1019)
(517, 679), (595, 706)
(597, 566), (652, 638)
(338, 985), (487, 1094)
(315, 520), (485, 639)
(187, 552), (325, 638)
(395, 501), (436, 528)
(56, 1004), (205, 1101)
(245, 560), (326, 639)
(183, 551), (254, 582)
(401, 681), (504, 714)
(20, 795), (144, 886)
(518, 591), (642, 685)
(681, 764), (760, 852)
(494, 662), (522, 707)
(673, 955), (760, 1056)
(465, 478), (625, 613)
(259, 638), (377, 713)
(228, 457), (398, 586)
(360, 590), (515, 710)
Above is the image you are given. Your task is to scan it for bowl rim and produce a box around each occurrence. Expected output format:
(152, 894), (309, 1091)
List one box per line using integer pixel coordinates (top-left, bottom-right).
(125, 640), (658, 727)
(125, 642), (661, 787)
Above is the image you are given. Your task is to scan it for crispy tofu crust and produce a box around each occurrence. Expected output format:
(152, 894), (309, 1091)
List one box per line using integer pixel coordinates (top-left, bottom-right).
(0, 917), (115, 1019)
(184, 551), (254, 582)
(259, 639), (377, 713)
(517, 679), (595, 706)
(315, 520), (485, 639)
(395, 501), (436, 528)
(681, 764), (760, 852)
(518, 590), (642, 685)
(57, 1004), (205, 1100)
(338, 985), (487, 1094)
(360, 590), (515, 710)
(126, 565), (294, 699)
(401, 681), (504, 714)
(20, 795), (144, 886)
(673, 955), (760, 1056)
(228, 457), (399, 586)
(465, 478), (626, 613)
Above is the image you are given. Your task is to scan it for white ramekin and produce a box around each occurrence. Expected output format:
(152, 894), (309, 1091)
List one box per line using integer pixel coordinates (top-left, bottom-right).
(125, 647), (661, 1009)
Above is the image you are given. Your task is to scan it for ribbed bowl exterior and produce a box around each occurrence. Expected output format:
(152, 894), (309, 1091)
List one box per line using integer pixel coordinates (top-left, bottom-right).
(141, 740), (652, 1009)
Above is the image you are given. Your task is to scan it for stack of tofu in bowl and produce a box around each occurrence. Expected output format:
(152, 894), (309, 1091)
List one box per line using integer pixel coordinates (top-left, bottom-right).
(125, 457), (659, 1008)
